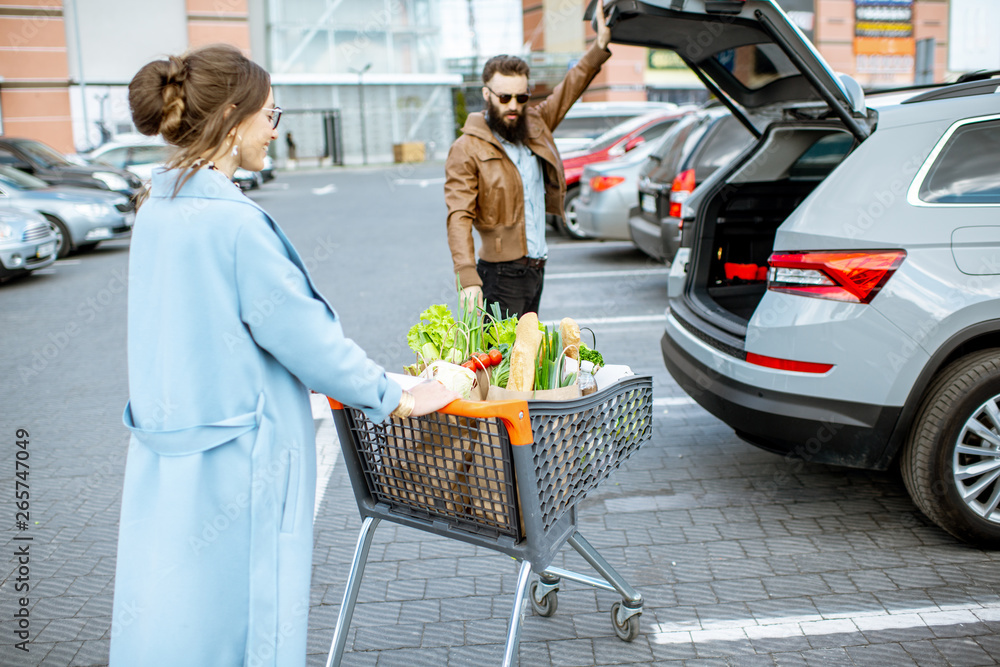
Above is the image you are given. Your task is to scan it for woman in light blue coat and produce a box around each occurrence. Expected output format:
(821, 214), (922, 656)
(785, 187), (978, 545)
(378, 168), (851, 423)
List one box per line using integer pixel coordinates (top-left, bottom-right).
(110, 46), (455, 666)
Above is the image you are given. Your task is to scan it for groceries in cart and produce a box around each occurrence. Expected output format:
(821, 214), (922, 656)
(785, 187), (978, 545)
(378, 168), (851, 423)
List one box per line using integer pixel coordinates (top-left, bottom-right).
(403, 303), (630, 401)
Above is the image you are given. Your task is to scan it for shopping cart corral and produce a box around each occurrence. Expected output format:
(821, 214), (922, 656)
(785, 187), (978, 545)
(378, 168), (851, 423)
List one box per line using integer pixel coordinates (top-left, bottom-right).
(324, 374), (654, 666)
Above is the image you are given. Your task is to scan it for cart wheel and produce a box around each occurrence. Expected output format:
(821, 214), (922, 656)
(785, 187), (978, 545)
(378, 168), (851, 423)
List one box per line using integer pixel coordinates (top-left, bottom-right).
(611, 602), (640, 641)
(529, 581), (558, 617)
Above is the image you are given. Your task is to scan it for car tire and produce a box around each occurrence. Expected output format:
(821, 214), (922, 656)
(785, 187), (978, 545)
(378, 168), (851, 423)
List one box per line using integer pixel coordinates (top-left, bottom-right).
(43, 216), (72, 259)
(901, 349), (1000, 547)
(559, 187), (588, 240)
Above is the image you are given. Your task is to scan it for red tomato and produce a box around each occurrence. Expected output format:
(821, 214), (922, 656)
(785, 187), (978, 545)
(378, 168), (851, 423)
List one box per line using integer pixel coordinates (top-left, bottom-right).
(461, 360), (476, 371)
(475, 352), (492, 369)
(488, 349), (502, 365)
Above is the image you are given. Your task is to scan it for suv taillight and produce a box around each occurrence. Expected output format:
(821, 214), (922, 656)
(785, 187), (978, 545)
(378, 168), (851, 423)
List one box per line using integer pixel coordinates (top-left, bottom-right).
(590, 175), (625, 192)
(668, 169), (696, 218)
(767, 250), (906, 304)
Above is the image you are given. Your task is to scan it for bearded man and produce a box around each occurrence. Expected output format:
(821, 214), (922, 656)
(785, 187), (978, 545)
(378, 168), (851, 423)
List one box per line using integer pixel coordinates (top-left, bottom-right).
(445, 0), (612, 318)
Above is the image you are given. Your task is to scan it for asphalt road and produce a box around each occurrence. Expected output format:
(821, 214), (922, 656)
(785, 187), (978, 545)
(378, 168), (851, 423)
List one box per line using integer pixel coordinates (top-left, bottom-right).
(1, 165), (998, 666)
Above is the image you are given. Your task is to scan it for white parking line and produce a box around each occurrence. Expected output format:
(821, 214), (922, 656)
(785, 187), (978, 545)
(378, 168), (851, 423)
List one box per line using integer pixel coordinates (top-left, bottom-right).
(651, 601), (1000, 644)
(653, 397), (696, 407)
(55, 259), (82, 265)
(312, 184), (337, 195)
(547, 268), (669, 280)
(569, 314), (667, 326)
(549, 240), (636, 250)
(392, 177), (445, 187)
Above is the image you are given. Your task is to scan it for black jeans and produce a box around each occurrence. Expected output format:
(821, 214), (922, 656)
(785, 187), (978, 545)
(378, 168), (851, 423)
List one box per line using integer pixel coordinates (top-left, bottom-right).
(477, 259), (544, 319)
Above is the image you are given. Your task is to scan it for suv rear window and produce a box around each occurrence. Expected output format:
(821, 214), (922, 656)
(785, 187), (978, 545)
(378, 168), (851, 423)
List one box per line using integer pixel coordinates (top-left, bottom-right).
(692, 115), (753, 182)
(918, 119), (1000, 204)
(788, 133), (855, 180)
(714, 44), (801, 91)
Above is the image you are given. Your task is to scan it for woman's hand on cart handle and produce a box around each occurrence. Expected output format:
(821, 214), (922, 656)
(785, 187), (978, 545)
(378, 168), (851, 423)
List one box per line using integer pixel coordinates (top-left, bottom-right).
(409, 380), (460, 417)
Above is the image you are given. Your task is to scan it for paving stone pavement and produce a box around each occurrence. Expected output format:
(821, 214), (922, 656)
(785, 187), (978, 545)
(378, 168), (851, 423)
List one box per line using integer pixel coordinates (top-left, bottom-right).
(3, 395), (1000, 666)
(302, 401), (1000, 667)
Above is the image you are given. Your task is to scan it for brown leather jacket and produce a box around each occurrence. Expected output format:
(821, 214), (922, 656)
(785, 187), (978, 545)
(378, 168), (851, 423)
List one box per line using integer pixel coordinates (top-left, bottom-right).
(445, 44), (612, 290)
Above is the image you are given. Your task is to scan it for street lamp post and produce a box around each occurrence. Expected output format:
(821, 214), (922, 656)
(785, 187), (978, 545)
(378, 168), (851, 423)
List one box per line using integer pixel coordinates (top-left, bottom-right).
(350, 63), (372, 165)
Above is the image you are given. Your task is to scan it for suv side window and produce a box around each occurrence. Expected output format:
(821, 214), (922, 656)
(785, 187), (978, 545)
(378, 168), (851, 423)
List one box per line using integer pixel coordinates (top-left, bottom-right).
(918, 119), (1000, 205)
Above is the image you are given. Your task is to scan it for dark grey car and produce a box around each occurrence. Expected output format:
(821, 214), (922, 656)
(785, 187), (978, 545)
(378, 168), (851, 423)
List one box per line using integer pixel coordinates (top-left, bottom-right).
(0, 137), (142, 199)
(630, 106), (754, 263)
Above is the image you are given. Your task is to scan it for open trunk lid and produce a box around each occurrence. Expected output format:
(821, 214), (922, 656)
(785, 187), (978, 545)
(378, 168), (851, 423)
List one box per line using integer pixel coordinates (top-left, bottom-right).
(588, 0), (870, 141)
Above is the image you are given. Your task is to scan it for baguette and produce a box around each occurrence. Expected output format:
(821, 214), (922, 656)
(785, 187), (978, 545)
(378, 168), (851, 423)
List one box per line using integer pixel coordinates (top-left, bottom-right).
(506, 312), (543, 392)
(560, 317), (580, 361)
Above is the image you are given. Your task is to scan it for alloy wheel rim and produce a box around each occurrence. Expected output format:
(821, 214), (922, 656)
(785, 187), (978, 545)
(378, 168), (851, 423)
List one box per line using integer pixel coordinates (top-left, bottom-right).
(953, 394), (1000, 524)
(564, 198), (580, 232)
(47, 222), (65, 256)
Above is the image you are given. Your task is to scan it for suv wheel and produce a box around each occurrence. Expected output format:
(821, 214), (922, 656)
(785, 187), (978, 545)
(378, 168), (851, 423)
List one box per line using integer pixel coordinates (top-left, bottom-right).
(901, 349), (1000, 547)
(559, 187), (587, 239)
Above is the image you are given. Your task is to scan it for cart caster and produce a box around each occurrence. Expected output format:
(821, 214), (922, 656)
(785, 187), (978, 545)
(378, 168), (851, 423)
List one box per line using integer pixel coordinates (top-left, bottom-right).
(529, 579), (559, 617)
(611, 601), (641, 641)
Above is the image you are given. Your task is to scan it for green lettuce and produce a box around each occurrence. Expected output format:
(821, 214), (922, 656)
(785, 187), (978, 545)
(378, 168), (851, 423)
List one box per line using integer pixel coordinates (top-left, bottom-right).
(406, 304), (457, 364)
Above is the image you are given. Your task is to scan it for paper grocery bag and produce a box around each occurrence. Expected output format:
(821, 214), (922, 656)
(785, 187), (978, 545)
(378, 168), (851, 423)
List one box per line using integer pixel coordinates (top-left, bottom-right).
(380, 415), (470, 514)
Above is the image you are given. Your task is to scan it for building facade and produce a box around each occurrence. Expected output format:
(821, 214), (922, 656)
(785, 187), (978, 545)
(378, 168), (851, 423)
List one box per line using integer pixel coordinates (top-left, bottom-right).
(0, 0), (458, 164)
(523, 0), (969, 105)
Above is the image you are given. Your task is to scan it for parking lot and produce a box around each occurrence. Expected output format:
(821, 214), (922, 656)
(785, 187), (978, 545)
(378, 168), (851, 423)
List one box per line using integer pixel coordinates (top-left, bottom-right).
(1, 165), (999, 666)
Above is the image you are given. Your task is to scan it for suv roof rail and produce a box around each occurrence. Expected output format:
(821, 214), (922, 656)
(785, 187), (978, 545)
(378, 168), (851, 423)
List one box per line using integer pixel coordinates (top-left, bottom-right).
(903, 77), (1000, 104)
(955, 69), (1000, 83)
(864, 82), (947, 96)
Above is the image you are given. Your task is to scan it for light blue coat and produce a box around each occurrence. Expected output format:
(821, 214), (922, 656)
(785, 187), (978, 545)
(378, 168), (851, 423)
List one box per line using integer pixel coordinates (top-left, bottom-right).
(110, 168), (401, 666)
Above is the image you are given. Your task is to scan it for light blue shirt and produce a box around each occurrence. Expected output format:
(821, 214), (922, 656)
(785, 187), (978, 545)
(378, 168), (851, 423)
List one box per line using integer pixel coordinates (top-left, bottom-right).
(494, 131), (547, 260)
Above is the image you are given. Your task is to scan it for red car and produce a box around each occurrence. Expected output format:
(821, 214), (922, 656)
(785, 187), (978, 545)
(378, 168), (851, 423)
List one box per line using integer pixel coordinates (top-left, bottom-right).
(559, 109), (690, 238)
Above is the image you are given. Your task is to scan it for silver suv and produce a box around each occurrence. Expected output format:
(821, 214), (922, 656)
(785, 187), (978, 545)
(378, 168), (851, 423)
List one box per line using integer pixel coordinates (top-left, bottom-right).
(601, 0), (1000, 546)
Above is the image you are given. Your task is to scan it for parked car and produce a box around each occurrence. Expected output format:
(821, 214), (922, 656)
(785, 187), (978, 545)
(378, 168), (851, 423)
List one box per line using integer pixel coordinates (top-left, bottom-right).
(0, 137), (142, 198)
(260, 155), (275, 183)
(80, 135), (271, 189)
(630, 106), (755, 263)
(573, 127), (680, 241)
(0, 208), (57, 281)
(0, 166), (133, 258)
(560, 110), (688, 238)
(553, 101), (678, 154)
(603, 0), (1000, 546)
(82, 135), (175, 182)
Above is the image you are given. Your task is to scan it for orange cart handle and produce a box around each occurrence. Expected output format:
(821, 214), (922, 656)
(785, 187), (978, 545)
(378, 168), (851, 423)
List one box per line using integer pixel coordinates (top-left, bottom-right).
(325, 396), (533, 446)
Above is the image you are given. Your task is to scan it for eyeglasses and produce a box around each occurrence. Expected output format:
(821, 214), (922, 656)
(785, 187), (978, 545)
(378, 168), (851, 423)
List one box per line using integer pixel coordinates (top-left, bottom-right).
(486, 87), (530, 105)
(262, 106), (282, 130)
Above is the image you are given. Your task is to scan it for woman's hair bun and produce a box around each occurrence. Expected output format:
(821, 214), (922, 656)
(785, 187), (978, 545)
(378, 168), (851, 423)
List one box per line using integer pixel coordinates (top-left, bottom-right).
(128, 55), (188, 141)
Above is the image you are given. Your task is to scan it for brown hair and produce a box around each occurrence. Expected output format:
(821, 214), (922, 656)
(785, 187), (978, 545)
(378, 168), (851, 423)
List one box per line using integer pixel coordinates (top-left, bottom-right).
(128, 44), (270, 200)
(481, 55), (530, 84)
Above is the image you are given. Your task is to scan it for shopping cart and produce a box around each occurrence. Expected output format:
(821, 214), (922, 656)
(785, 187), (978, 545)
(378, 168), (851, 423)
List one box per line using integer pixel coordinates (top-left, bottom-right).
(324, 374), (653, 666)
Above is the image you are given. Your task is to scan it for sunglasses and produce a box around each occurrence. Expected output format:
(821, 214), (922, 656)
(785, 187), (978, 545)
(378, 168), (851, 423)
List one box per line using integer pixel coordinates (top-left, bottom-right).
(486, 87), (530, 105)
(262, 106), (283, 130)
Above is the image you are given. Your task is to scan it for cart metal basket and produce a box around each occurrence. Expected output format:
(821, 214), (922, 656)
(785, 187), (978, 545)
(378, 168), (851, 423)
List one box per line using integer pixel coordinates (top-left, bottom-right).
(324, 374), (653, 666)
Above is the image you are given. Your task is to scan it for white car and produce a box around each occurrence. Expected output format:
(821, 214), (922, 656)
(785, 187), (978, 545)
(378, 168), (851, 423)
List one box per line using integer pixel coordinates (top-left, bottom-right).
(82, 135), (268, 189)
